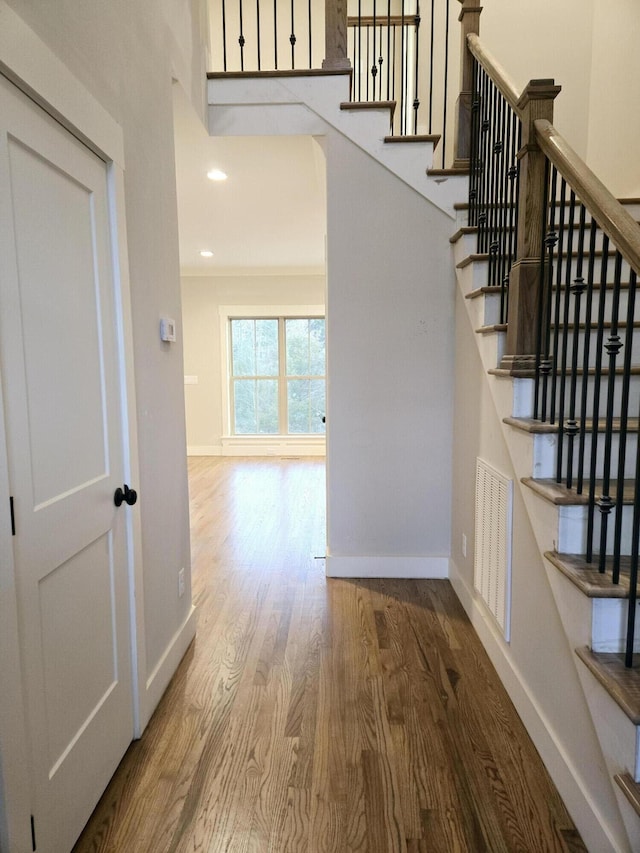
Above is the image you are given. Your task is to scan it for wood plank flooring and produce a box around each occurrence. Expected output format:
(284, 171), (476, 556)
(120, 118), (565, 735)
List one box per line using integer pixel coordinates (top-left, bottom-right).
(73, 457), (586, 852)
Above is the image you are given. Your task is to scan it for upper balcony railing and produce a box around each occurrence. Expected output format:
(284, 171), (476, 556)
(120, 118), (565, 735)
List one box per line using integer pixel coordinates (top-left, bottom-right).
(208, 0), (457, 162)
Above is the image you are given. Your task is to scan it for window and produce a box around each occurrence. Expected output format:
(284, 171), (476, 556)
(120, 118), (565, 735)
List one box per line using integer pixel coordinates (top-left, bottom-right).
(229, 316), (326, 435)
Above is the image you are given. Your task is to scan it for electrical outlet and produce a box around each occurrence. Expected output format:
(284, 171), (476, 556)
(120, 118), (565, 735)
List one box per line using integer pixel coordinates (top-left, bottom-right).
(178, 567), (185, 598)
(462, 533), (467, 558)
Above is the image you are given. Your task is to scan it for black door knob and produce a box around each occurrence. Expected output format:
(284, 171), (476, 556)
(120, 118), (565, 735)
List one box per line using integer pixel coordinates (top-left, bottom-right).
(114, 484), (138, 507)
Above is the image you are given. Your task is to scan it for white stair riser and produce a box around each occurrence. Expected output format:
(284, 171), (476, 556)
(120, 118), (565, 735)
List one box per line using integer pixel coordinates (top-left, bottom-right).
(536, 372), (640, 420)
(475, 329), (506, 367)
(550, 285), (635, 325)
(533, 431), (639, 480)
(592, 598), (640, 653)
(575, 661), (640, 784)
(558, 504), (636, 556)
(549, 328), (638, 370)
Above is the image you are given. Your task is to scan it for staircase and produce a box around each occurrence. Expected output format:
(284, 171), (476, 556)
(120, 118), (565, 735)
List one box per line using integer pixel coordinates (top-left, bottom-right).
(452, 197), (640, 849)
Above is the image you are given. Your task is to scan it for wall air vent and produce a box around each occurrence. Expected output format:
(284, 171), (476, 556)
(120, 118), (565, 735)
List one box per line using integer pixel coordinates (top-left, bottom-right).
(474, 458), (513, 641)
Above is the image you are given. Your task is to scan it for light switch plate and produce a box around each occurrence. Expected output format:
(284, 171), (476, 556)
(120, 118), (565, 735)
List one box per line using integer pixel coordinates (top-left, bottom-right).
(160, 317), (176, 342)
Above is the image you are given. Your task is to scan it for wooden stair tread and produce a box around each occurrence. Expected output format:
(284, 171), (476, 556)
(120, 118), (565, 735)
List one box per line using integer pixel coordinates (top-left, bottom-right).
(544, 551), (639, 598)
(384, 133), (439, 144)
(575, 647), (640, 725)
(505, 416), (640, 435)
(476, 324), (508, 335)
(428, 166), (469, 177)
(465, 286), (503, 300)
(615, 773), (640, 817)
(207, 68), (352, 79)
(522, 477), (636, 505)
(449, 225), (477, 244)
(340, 100), (396, 118)
(489, 367), (535, 378)
(457, 253), (489, 269)
(491, 366), (640, 378)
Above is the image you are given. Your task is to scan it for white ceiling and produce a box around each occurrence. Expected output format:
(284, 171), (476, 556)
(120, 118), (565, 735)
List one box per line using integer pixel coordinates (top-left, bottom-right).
(172, 88), (326, 276)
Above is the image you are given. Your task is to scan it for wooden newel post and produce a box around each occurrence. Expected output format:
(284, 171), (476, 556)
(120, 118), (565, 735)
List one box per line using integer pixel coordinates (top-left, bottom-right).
(322, 0), (351, 70)
(501, 79), (561, 374)
(453, 0), (482, 168)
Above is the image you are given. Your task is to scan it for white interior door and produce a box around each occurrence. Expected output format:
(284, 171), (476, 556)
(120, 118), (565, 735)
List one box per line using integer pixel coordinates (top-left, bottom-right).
(0, 75), (134, 852)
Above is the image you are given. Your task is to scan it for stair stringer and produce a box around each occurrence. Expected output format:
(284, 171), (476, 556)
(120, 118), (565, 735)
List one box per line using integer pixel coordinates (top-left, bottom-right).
(452, 240), (637, 852)
(207, 74), (466, 216)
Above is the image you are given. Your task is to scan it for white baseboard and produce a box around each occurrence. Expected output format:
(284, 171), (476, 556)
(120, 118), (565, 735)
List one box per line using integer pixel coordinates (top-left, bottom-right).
(449, 559), (625, 853)
(187, 446), (222, 456)
(140, 605), (197, 731)
(187, 443), (326, 457)
(326, 554), (449, 578)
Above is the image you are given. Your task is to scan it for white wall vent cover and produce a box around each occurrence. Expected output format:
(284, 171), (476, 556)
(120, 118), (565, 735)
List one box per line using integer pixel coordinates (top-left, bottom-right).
(474, 458), (513, 641)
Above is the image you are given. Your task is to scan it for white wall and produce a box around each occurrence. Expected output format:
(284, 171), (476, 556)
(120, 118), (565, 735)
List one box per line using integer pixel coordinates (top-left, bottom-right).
(449, 289), (630, 852)
(181, 273), (325, 452)
(480, 0), (594, 162)
(2, 0), (208, 712)
(324, 131), (454, 578)
(586, 0), (640, 197)
(480, 0), (640, 196)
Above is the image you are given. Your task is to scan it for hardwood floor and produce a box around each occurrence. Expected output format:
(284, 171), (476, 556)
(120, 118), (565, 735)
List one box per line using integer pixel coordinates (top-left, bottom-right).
(74, 457), (586, 852)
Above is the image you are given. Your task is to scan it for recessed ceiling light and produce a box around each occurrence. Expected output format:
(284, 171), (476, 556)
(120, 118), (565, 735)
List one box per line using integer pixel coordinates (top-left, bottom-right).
(200, 250), (214, 258)
(207, 169), (227, 181)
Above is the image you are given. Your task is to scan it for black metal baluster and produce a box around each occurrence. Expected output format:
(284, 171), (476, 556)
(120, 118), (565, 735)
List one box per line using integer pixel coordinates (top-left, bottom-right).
(577, 219), (599, 494)
(378, 24), (384, 101)
(613, 269), (637, 582)
(222, 0), (228, 70)
(478, 71), (491, 253)
(413, 7), (420, 133)
(366, 25), (370, 101)
(598, 250), (623, 573)
(565, 201), (587, 490)
(352, 26), (357, 97)
(496, 93), (510, 316)
(626, 399), (640, 666)
(550, 178), (567, 424)
(556, 190), (577, 485)
(273, 0), (278, 69)
(441, 0), (450, 168)
(490, 90), (504, 312)
(488, 84), (499, 288)
(357, 0), (362, 100)
(391, 25), (396, 107)
(400, 0), (406, 134)
(290, 0), (296, 68)
(372, 0), (377, 99)
(239, 0), (245, 70)
(308, 0), (312, 68)
(586, 232), (609, 564)
(386, 0), (391, 101)
(428, 0), (434, 133)
(256, 0), (261, 69)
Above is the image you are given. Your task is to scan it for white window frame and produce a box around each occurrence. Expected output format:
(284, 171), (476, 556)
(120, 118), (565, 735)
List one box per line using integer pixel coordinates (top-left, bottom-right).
(218, 304), (326, 455)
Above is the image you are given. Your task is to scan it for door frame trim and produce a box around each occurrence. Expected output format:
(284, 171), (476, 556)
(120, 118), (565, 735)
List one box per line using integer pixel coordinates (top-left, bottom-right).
(0, 4), (144, 849)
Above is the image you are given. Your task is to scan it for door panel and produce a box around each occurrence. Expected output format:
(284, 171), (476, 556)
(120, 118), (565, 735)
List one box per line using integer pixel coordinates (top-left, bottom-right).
(39, 533), (118, 770)
(0, 75), (134, 852)
(7, 135), (108, 506)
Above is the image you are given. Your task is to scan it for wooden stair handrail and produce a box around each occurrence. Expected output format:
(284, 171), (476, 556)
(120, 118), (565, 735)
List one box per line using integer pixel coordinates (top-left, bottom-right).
(467, 33), (520, 113)
(534, 118), (640, 276)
